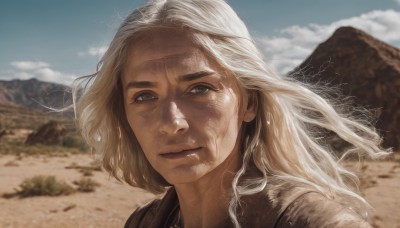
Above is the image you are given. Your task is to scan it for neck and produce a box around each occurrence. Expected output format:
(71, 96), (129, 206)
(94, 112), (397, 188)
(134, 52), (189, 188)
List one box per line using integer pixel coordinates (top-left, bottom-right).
(174, 152), (240, 228)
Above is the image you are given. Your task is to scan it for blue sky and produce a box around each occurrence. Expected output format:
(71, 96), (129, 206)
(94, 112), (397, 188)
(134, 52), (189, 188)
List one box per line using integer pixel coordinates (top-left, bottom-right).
(1, 0), (400, 85)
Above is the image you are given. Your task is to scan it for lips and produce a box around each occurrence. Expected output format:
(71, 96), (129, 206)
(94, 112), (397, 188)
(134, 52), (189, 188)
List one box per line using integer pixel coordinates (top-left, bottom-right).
(159, 145), (202, 159)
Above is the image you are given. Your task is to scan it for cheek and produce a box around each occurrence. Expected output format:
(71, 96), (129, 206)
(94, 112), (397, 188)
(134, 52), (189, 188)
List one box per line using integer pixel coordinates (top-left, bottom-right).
(124, 107), (155, 154)
(189, 92), (241, 146)
(204, 90), (240, 124)
(125, 114), (160, 169)
(125, 102), (158, 131)
(190, 89), (239, 117)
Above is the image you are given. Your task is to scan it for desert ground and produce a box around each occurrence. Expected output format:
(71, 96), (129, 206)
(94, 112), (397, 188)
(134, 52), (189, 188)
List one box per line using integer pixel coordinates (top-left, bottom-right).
(0, 131), (399, 227)
(0, 153), (157, 228)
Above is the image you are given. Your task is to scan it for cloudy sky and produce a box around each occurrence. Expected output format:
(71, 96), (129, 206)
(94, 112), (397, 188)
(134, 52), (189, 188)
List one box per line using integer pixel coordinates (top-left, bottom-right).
(1, 0), (400, 85)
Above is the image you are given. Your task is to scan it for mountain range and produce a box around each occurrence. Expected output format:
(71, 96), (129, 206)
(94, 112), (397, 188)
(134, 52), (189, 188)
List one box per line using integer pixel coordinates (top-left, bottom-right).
(0, 78), (72, 110)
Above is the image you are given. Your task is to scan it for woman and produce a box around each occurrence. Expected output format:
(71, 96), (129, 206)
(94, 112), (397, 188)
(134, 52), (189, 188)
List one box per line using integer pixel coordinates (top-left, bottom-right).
(74, 0), (389, 227)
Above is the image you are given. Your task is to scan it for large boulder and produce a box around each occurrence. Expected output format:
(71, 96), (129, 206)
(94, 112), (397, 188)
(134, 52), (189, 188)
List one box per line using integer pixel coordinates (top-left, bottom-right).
(25, 121), (66, 145)
(292, 26), (400, 150)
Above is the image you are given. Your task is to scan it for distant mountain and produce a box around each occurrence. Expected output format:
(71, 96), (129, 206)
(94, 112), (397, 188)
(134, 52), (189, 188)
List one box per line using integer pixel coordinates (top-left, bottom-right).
(292, 26), (400, 150)
(0, 78), (72, 111)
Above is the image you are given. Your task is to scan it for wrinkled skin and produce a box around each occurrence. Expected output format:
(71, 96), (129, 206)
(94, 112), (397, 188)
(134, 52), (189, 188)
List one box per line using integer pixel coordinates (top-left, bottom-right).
(121, 30), (256, 186)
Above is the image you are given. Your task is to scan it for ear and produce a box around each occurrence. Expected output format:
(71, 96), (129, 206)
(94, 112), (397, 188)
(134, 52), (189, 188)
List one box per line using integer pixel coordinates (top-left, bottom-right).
(243, 91), (258, 123)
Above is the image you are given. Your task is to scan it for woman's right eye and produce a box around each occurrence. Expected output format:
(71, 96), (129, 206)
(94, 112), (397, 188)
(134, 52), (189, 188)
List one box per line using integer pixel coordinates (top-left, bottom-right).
(134, 92), (157, 103)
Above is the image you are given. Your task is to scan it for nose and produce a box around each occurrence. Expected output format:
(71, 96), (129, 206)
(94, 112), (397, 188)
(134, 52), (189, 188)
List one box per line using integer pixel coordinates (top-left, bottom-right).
(159, 101), (189, 135)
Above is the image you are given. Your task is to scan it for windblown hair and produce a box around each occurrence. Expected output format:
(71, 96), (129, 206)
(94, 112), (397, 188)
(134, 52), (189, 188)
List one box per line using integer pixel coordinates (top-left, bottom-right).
(73, 0), (389, 226)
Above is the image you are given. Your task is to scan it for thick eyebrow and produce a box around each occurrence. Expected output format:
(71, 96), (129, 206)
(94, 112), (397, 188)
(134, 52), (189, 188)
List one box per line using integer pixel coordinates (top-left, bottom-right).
(178, 70), (216, 82)
(125, 81), (157, 91)
(125, 70), (216, 91)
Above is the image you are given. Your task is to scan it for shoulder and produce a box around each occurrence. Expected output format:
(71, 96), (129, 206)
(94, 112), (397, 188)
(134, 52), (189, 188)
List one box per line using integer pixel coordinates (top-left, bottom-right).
(264, 178), (372, 228)
(124, 187), (178, 228)
(239, 176), (371, 227)
(124, 199), (161, 228)
(276, 191), (371, 228)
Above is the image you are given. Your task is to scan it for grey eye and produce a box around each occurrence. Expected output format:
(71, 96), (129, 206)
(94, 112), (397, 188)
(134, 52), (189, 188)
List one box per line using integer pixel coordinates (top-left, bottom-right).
(135, 93), (157, 102)
(189, 85), (210, 94)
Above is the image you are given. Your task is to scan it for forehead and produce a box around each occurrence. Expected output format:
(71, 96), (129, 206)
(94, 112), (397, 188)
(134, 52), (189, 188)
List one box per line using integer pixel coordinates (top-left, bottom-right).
(126, 29), (213, 72)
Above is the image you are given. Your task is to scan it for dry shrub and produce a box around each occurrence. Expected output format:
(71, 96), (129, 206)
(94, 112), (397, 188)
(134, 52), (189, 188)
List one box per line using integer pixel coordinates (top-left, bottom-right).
(4, 160), (19, 167)
(73, 178), (100, 192)
(0, 141), (84, 155)
(65, 162), (102, 175)
(81, 169), (93, 176)
(62, 135), (88, 150)
(16, 175), (74, 197)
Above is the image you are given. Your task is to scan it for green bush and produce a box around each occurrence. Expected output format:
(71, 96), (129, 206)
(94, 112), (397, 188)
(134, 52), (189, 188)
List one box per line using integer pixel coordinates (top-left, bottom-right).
(62, 135), (87, 150)
(73, 178), (100, 192)
(16, 175), (74, 197)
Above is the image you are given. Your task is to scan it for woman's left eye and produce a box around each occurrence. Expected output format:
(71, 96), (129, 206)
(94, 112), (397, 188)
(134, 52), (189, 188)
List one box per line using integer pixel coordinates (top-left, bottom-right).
(188, 85), (211, 95)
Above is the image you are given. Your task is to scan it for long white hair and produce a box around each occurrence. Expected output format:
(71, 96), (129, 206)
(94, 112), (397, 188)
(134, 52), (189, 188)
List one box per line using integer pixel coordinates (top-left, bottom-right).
(73, 0), (389, 227)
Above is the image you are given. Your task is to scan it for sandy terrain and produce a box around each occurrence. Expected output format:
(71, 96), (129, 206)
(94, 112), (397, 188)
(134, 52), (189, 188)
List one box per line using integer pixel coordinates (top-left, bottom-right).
(0, 152), (399, 228)
(0, 154), (157, 228)
(356, 157), (400, 228)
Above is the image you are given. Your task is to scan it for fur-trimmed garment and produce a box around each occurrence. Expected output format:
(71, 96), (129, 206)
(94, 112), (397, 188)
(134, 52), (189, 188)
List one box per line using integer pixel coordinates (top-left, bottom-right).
(124, 176), (371, 228)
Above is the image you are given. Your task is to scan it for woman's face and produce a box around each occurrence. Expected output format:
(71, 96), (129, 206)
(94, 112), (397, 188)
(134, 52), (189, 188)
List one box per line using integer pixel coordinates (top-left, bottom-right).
(122, 30), (256, 185)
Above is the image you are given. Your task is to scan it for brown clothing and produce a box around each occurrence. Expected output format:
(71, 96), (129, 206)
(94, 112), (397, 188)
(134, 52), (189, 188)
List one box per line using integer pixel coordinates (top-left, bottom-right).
(125, 177), (371, 228)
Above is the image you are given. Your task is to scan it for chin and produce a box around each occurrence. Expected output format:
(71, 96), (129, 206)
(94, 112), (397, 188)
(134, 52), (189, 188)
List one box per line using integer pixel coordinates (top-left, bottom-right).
(162, 165), (209, 185)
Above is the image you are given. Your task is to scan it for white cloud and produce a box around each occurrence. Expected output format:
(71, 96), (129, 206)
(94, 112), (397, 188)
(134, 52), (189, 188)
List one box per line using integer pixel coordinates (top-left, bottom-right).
(2, 61), (76, 85)
(13, 71), (35, 80)
(10, 61), (50, 71)
(78, 46), (108, 57)
(256, 9), (400, 74)
(34, 68), (76, 84)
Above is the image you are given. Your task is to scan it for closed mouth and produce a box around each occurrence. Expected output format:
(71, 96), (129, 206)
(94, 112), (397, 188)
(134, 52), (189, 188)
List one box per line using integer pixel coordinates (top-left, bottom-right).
(160, 147), (202, 159)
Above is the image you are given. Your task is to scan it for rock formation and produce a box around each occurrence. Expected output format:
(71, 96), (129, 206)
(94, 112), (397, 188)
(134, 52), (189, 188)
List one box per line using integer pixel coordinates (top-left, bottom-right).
(25, 121), (66, 145)
(292, 26), (400, 150)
